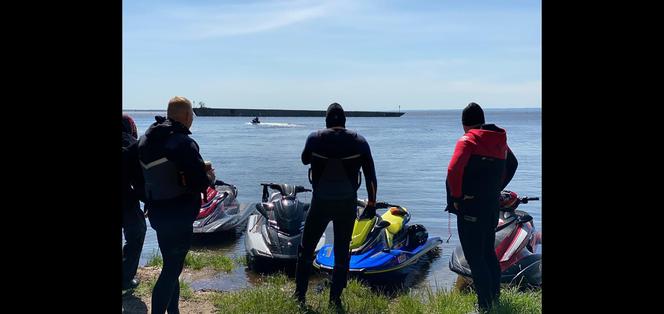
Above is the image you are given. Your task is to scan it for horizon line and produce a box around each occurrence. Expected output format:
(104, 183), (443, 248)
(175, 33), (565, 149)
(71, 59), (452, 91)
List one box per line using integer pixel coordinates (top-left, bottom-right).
(123, 107), (541, 112)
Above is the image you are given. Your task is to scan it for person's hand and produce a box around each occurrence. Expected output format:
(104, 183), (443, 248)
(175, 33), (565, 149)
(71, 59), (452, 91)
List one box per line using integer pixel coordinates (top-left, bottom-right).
(359, 203), (377, 220)
(207, 170), (216, 185)
(453, 202), (460, 211)
(204, 161), (216, 184)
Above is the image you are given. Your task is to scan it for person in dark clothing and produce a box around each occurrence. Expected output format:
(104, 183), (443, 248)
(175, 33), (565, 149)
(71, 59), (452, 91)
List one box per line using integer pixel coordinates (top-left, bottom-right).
(294, 103), (378, 309)
(138, 96), (216, 314)
(122, 114), (146, 295)
(445, 102), (518, 312)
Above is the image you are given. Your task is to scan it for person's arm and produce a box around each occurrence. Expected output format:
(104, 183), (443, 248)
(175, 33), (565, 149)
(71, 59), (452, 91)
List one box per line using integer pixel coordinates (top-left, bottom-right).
(501, 147), (518, 190)
(360, 140), (377, 205)
(170, 138), (211, 194)
(128, 141), (145, 202)
(301, 132), (315, 165)
(447, 135), (476, 209)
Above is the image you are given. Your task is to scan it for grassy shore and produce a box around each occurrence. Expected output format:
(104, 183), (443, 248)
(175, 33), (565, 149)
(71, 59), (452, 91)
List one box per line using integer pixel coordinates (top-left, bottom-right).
(208, 273), (541, 314)
(147, 250), (237, 272)
(129, 252), (541, 314)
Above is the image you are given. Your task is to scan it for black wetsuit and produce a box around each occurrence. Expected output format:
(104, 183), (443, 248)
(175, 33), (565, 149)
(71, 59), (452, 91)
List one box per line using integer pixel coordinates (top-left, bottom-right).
(122, 131), (146, 290)
(446, 124), (518, 310)
(138, 116), (211, 314)
(295, 127), (377, 302)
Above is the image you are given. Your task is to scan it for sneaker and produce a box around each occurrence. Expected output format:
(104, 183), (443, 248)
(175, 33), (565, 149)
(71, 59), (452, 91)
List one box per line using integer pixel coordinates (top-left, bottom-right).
(122, 279), (140, 296)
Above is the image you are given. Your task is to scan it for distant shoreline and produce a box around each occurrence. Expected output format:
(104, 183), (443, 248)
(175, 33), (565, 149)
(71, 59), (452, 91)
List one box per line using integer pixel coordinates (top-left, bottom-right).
(123, 107), (541, 112)
(123, 109), (166, 112)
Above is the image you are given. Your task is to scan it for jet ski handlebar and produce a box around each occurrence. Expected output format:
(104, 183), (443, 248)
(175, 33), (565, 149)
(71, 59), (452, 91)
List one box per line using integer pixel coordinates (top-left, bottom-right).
(295, 186), (312, 193)
(214, 180), (230, 186)
(519, 196), (539, 204)
(356, 200), (399, 209)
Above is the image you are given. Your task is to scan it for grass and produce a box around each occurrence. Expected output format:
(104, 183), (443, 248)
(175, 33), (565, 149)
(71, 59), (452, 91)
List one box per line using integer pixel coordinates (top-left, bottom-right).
(184, 251), (235, 272)
(208, 273), (542, 314)
(146, 250), (163, 267)
(134, 276), (157, 298)
(179, 281), (194, 301)
(134, 276), (193, 302)
(146, 250), (235, 272)
(234, 255), (248, 267)
(142, 251), (541, 313)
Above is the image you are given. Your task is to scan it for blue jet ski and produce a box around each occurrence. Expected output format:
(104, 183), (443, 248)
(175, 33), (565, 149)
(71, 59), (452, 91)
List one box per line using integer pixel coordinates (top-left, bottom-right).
(313, 200), (442, 275)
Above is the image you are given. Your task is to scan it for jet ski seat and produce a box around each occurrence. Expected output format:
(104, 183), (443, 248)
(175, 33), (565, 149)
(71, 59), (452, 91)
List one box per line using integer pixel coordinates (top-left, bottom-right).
(381, 207), (407, 235)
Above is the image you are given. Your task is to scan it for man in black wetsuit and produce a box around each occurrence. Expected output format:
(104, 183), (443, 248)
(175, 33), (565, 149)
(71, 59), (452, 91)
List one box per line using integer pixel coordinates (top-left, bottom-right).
(294, 103), (378, 309)
(445, 102), (518, 312)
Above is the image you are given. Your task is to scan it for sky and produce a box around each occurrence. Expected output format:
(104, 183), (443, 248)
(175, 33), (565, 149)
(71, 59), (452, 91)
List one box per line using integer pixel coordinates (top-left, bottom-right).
(123, 0), (541, 111)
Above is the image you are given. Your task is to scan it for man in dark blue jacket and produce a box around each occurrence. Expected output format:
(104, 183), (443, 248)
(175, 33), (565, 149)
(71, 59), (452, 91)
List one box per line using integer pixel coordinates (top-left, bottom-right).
(138, 96), (215, 314)
(122, 114), (146, 295)
(294, 103), (378, 308)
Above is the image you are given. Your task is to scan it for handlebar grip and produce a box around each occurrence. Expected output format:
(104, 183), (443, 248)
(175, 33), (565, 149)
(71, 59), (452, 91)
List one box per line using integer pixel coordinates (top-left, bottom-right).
(375, 202), (391, 209)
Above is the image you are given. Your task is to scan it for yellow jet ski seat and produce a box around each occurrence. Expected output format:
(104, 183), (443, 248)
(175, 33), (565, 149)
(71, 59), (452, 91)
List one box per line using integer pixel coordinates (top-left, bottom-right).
(380, 206), (408, 248)
(381, 206), (407, 235)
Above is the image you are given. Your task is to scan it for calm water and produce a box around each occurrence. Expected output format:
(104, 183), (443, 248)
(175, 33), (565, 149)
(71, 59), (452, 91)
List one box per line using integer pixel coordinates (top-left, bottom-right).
(125, 108), (541, 292)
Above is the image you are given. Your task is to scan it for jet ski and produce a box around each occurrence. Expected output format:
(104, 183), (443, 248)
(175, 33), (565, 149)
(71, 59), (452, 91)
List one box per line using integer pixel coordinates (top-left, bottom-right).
(245, 183), (325, 265)
(449, 190), (541, 288)
(193, 180), (252, 233)
(251, 117), (260, 124)
(313, 200), (442, 275)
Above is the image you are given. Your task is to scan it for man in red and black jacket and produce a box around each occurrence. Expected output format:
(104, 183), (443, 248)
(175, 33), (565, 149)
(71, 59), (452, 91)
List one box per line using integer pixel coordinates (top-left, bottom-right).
(445, 102), (518, 312)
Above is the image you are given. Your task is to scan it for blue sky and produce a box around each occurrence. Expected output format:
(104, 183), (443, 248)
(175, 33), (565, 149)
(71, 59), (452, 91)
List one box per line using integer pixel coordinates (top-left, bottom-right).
(123, 0), (541, 110)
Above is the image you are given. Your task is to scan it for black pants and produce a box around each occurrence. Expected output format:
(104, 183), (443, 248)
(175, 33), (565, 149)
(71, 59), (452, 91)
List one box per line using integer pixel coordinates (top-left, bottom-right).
(457, 210), (500, 311)
(148, 210), (194, 314)
(122, 206), (146, 289)
(295, 197), (356, 301)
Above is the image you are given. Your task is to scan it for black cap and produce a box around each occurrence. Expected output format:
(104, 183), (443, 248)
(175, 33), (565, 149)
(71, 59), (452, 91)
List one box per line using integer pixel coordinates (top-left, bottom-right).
(326, 102), (346, 128)
(462, 102), (485, 126)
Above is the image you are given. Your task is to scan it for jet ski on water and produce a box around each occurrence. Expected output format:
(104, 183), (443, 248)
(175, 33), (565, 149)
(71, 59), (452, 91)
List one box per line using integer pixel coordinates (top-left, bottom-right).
(245, 183), (326, 266)
(193, 180), (252, 233)
(313, 200), (442, 275)
(449, 190), (541, 289)
(251, 117), (260, 124)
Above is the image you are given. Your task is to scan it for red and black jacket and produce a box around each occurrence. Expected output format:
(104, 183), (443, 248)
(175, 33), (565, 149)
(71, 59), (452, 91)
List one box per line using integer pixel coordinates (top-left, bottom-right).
(445, 124), (518, 216)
